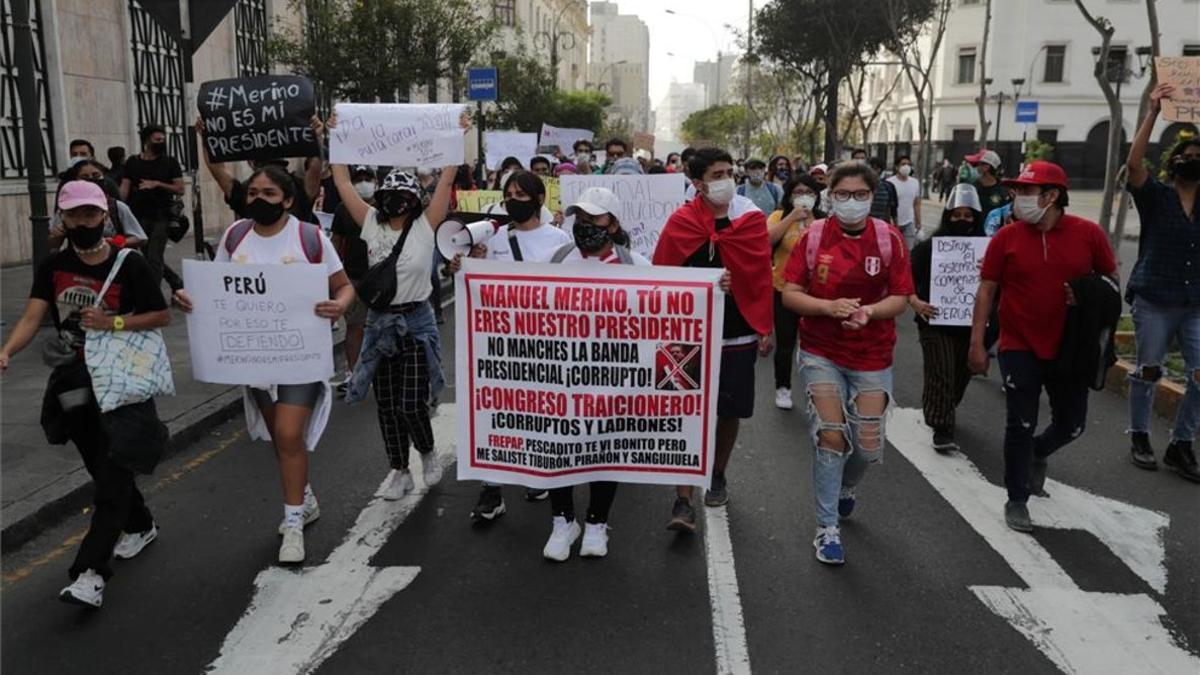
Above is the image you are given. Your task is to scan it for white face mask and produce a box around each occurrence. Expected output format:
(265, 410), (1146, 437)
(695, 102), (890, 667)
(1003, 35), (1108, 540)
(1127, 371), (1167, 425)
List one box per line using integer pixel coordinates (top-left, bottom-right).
(832, 196), (871, 225)
(354, 181), (377, 199)
(899, 164), (913, 177)
(793, 194), (816, 211)
(748, 169), (765, 183)
(1013, 194), (1048, 224)
(575, 153), (591, 165)
(704, 178), (736, 206)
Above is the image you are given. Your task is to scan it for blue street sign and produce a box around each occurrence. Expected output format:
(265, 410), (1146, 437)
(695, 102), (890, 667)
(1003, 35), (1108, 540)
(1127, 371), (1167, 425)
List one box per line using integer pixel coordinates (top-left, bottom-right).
(467, 67), (498, 101)
(1015, 100), (1038, 124)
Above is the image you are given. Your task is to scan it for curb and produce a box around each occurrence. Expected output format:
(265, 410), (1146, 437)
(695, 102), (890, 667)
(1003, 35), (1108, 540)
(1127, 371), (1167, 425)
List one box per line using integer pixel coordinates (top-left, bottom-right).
(1105, 359), (1185, 422)
(0, 387), (244, 553)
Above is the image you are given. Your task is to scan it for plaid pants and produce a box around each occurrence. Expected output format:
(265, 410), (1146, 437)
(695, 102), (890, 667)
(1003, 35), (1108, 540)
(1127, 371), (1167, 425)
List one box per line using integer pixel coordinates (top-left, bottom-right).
(917, 323), (973, 432)
(372, 335), (435, 470)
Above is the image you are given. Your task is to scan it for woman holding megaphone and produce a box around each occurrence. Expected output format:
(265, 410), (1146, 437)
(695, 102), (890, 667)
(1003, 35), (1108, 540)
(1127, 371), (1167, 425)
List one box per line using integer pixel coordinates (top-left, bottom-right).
(327, 111), (470, 504)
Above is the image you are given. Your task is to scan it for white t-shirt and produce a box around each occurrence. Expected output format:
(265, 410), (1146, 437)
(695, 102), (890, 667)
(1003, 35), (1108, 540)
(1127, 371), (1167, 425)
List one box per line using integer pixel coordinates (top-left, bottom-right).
(486, 222), (572, 262)
(557, 247), (651, 266)
(887, 175), (921, 226)
(216, 215), (343, 278)
(360, 208), (436, 305)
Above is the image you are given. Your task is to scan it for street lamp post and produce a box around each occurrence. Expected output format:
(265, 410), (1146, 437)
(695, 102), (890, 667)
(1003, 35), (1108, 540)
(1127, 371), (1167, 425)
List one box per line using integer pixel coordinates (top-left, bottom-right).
(535, 2), (578, 90)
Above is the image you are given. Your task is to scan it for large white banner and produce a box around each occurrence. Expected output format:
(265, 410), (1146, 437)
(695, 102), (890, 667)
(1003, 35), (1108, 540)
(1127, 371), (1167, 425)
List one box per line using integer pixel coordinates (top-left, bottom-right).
(559, 174), (689, 258)
(930, 236), (989, 326)
(455, 259), (725, 489)
(484, 131), (538, 170)
(539, 123), (593, 151)
(329, 103), (466, 167)
(183, 260), (334, 386)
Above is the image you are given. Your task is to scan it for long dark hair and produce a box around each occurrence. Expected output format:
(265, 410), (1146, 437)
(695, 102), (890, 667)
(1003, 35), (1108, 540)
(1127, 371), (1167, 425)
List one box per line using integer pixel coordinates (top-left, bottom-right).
(767, 154), (791, 183)
(778, 173), (825, 219)
(503, 170), (546, 207)
(247, 165), (297, 199)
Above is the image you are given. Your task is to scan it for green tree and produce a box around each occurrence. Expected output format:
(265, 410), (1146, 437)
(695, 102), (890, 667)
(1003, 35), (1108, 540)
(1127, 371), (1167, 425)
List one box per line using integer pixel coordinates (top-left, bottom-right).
(484, 51), (609, 135)
(681, 105), (749, 150)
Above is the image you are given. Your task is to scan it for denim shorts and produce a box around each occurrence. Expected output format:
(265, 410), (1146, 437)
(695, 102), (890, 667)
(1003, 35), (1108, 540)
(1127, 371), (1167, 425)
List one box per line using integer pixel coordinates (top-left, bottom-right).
(796, 349), (893, 460)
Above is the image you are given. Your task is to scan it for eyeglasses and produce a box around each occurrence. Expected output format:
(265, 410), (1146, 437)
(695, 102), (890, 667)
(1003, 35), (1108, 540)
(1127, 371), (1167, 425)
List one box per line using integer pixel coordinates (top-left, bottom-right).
(830, 190), (873, 202)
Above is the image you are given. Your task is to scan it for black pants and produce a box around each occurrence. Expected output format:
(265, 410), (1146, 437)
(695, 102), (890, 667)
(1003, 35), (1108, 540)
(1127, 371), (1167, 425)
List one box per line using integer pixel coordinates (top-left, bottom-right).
(773, 291), (800, 390)
(67, 404), (154, 580)
(143, 218), (170, 285)
(918, 324), (972, 431)
(373, 336), (434, 470)
(549, 483), (618, 523)
(998, 350), (1090, 503)
(939, 182), (953, 202)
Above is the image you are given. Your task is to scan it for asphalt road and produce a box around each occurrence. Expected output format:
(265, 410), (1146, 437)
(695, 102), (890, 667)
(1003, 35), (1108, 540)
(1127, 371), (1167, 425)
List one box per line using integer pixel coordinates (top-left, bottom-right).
(3, 302), (1198, 674)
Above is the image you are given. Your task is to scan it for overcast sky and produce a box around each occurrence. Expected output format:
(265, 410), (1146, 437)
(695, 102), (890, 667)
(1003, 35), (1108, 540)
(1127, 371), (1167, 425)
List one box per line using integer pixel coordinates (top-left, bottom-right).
(597, 0), (751, 108)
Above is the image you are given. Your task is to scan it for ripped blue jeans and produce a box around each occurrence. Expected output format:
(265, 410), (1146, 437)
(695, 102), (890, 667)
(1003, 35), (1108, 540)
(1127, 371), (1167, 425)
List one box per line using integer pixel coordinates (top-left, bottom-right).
(1128, 297), (1200, 442)
(797, 350), (892, 528)
(998, 350), (1089, 503)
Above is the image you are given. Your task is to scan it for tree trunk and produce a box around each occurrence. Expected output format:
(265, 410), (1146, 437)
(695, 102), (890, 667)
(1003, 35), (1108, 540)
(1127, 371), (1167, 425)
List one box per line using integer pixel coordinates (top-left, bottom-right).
(824, 77), (840, 161)
(1113, 0), (1162, 250)
(1074, 0), (1123, 248)
(976, 0), (992, 147)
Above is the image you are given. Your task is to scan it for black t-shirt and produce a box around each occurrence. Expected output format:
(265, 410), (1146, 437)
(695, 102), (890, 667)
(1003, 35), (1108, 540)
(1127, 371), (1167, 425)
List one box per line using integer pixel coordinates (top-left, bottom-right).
(31, 247), (167, 350)
(331, 203), (369, 279)
(122, 154), (183, 219)
(974, 179), (1011, 222)
(320, 175), (342, 215)
(683, 217), (755, 339)
(227, 173), (315, 223)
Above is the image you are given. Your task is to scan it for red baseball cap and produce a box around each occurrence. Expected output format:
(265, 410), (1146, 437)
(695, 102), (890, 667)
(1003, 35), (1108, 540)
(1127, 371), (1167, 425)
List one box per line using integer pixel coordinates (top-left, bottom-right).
(1002, 160), (1069, 190)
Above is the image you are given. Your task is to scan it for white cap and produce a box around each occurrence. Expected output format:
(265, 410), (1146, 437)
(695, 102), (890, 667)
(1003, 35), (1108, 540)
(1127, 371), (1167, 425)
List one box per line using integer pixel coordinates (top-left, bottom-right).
(944, 183), (982, 212)
(970, 149), (1002, 169)
(565, 187), (620, 218)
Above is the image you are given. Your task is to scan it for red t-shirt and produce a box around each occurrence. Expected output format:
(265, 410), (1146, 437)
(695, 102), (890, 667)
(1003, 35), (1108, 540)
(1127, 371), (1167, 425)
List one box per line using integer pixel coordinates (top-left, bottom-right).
(782, 218), (915, 371)
(980, 213), (1117, 360)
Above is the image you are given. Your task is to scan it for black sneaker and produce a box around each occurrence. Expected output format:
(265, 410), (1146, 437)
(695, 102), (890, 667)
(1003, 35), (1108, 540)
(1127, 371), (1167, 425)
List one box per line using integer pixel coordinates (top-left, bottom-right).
(1129, 432), (1157, 470)
(470, 486), (506, 522)
(1004, 500), (1033, 533)
(524, 487), (549, 502)
(1030, 456), (1049, 497)
(704, 472), (729, 507)
(1163, 441), (1200, 483)
(667, 497), (697, 533)
(932, 428), (958, 454)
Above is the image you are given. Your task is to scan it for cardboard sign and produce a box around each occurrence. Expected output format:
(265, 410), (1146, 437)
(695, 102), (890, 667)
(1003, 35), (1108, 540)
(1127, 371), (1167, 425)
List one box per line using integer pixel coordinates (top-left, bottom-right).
(182, 260), (334, 386)
(544, 176), (561, 211)
(456, 190), (504, 213)
(633, 132), (656, 153)
(198, 75), (318, 162)
(455, 259), (725, 489)
(484, 131), (538, 171)
(1156, 57), (1200, 123)
(329, 103), (467, 168)
(539, 124), (594, 152)
(559, 174), (689, 257)
(929, 236), (989, 327)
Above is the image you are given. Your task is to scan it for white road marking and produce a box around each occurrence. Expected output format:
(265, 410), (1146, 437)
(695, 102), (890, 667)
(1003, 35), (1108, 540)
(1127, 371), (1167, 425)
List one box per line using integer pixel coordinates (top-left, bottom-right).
(888, 407), (1198, 674)
(206, 407), (458, 674)
(704, 505), (752, 675)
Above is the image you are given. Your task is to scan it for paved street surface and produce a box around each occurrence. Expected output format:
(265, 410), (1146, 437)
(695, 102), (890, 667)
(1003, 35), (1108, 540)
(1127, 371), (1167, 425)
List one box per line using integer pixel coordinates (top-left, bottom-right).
(3, 292), (1198, 673)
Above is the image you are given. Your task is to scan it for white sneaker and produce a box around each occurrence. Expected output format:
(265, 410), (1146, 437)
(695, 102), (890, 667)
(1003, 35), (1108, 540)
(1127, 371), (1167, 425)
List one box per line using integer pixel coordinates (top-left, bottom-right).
(277, 498), (321, 535)
(421, 453), (444, 488)
(542, 516), (582, 562)
(380, 470), (415, 501)
(579, 522), (609, 558)
(113, 524), (158, 560)
(279, 526), (305, 564)
(59, 569), (104, 608)
(775, 387), (794, 410)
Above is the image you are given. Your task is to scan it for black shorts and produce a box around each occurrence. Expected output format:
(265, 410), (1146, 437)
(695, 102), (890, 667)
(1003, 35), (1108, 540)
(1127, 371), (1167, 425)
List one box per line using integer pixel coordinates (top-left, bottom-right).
(717, 341), (757, 419)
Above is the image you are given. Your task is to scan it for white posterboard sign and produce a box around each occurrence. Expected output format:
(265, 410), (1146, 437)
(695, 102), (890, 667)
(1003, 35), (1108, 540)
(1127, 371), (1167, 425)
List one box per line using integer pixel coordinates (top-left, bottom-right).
(484, 131), (538, 170)
(329, 103), (466, 168)
(559, 174), (689, 258)
(539, 124), (594, 151)
(930, 236), (990, 326)
(455, 259), (725, 489)
(182, 260), (334, 386)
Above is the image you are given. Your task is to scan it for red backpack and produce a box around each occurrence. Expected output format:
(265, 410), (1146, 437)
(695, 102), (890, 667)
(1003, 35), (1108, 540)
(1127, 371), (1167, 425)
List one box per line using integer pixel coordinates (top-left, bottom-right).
(223, 218), (324, 263)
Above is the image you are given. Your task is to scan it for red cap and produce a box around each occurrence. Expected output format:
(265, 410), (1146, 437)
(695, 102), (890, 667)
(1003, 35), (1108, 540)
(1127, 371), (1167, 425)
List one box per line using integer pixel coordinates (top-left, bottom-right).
(1002, 160), (1069, 190)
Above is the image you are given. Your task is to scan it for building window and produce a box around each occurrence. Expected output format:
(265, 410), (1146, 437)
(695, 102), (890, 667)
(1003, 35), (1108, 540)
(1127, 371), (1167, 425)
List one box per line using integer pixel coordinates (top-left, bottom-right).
(957, 47), (977, 85)
(1183, 44), (1200, 57)
(235, 0), (269, 77)
(129, 0), (188, 166)
(1036, 129), (1058, 145)
(1043, 44), (1066, 83)
(1103, 46), (1129, 83)
(0, 0), (56, 179)
(493, 0), (515, 27)
(960, 0), (980, 5)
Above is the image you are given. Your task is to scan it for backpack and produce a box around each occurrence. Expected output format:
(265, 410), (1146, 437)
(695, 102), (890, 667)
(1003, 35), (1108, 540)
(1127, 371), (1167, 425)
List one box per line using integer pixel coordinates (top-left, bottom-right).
(804, 217), (893, 286)
(550, 243), (634, 265)
(223, 218), (324, 263)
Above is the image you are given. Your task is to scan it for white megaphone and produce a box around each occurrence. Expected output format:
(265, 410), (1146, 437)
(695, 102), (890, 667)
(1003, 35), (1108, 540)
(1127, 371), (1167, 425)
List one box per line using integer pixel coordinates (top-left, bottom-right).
(436, 218), (502, 259)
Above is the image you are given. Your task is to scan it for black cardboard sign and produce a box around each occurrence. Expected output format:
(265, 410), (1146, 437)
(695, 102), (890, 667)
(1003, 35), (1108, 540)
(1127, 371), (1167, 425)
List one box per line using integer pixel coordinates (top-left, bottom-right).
(198, 75), (318, 162)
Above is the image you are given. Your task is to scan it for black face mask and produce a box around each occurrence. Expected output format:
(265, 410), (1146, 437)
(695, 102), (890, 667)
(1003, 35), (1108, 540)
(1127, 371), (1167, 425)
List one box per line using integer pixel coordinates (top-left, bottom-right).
(379, 193), (417, 218)
(149, 141), (167, 155)
(244, 198), (287, 225)
(573, 221), (611, 253)
(946, 217), (976, 235)
(1172, 157), (1200, 182)
(505, 198), (540, 224)
(66, 223), (104, 250)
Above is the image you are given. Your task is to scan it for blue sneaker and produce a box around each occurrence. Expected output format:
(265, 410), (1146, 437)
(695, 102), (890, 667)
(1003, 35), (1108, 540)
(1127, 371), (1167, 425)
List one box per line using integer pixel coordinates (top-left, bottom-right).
(837, 487), (856, 519)
(813, 526), (845, 565)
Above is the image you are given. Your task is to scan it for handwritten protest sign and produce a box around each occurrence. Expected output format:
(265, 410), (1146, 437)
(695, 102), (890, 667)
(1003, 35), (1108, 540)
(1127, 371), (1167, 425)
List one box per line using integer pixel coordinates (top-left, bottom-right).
(560, 174), (689, 257)
(329, 103), (466, 167)
(633, 132), (655, 153)
(484, 131), (538, 170)
(456, 190), (504, 213)
(1156, 57), (1200, 123)
(539, 124), (594, 152)
(544, 176), (561, 211)
(198, 75), (318, 162)
(456, 259), (725, 489)
(930, 236), (989, 327)
(182, 260), (334, 386)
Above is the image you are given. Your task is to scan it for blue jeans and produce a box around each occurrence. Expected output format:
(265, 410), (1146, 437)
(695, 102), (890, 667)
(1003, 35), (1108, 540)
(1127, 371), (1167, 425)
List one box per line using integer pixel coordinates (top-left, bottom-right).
(797, 350), (892, 527)
(1129, 297), (1200, 442)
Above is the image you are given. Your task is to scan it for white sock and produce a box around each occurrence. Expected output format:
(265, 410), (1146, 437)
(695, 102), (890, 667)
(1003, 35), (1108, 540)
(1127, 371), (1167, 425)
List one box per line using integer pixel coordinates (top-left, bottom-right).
(283, 503), (305, 529)
(304, 484), (316, 505)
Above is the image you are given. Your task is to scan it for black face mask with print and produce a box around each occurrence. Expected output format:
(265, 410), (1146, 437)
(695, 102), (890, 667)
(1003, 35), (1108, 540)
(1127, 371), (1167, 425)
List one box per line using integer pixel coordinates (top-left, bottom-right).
(379, 193), (418, 218)
(572, 221), (611, 253)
